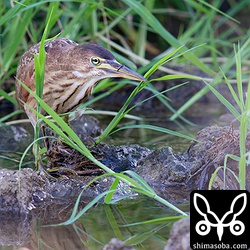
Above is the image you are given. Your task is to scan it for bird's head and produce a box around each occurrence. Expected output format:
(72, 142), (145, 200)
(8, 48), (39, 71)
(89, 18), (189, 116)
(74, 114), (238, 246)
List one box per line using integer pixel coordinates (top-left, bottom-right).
(69, 43), (146, 82)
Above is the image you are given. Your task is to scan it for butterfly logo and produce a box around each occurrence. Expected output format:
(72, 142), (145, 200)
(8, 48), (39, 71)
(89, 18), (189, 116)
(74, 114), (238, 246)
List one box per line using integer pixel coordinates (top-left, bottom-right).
(193, 193), (247, 241)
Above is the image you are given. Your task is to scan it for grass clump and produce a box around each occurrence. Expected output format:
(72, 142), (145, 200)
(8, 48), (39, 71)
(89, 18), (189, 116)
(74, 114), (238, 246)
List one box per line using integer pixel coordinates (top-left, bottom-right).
(206, 42), (250, 190)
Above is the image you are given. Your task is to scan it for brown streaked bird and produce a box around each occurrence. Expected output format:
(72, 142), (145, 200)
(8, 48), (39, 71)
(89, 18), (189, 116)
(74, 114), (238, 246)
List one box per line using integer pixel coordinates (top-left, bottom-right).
(16, 38), (145, 126)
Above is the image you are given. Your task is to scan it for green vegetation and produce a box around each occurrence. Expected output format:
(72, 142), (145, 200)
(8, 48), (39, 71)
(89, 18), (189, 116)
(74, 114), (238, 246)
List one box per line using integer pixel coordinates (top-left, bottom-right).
(0, 0), (250, 247)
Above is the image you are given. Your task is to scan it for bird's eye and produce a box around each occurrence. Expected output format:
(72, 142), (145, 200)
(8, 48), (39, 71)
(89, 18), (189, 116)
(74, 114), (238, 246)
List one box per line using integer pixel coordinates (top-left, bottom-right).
(90, 57), (101, 65)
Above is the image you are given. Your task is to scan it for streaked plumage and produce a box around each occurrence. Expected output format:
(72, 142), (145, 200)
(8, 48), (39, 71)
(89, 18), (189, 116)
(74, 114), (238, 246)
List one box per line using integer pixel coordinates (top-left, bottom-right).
(16, 38), (145, 126)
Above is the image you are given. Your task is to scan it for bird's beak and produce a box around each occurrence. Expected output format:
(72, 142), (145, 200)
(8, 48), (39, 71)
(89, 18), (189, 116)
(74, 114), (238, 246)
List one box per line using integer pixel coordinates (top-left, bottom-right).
(102, 60), (146, 82)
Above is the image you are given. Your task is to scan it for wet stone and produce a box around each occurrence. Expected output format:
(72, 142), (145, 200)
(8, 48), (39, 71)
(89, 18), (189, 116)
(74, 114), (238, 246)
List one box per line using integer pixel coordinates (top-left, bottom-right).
(135, 146), (202, 203)
(188, 125), (250, 190)
(103, 238), (136, 250)
(98, 144), (151, 172)
(70, 114), (103, 142)
(0, 168), (48, 213)
(164, 217), (190, 250)
(0, 212), (31, 246)
(0, 125), (33, 152)
(43, 115), (103, 147)
(136, 146), (196, 184)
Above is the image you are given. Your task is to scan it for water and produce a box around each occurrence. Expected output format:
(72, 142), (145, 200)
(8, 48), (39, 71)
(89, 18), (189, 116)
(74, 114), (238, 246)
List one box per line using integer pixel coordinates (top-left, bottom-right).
(0, 197), (188, 249)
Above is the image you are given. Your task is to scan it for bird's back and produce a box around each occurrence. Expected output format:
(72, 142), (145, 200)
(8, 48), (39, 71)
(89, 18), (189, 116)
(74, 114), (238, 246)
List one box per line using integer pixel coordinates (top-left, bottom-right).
(16, 39), (77, 108)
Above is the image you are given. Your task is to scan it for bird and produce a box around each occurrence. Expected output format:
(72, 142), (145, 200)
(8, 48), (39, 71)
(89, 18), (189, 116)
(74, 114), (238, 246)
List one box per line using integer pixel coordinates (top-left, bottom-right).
(16, 38), (145, 126)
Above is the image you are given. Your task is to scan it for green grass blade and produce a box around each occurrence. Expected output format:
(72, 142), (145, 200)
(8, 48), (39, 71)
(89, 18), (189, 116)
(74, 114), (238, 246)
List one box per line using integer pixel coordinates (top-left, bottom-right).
(0, 110), (23, 123)
(33, 3), (59, 164)
(61, 190), (114, 225)
(96, 46), (191, 143)
(1, 1), (34, 78)
(197, 0), (239, 23)
(111, 173), (187, 215)
(150, 74), (202, 82)
(104, 205), (123, 239)
(203, 80), (241, 120)
(61, 3), (91, 38)
(122, 215), (185, 227)
(125, 224), (166, 245)
(0, 89), (17, 105)
(125, 170), (156, 194)
(122, 0), (215, 76)
(220, 69), (241, 108)
(0, 0), (28, 26)
(104, 178), (120, 204)
(144, 45), (185, 79)
(234, 43), (244, 112)
(208, 166), (223, 190)
(111, 124), (195, 141)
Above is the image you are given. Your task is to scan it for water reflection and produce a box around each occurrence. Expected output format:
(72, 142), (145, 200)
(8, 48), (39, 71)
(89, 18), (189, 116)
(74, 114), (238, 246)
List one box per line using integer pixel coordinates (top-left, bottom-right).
(0, 197), (183, 249)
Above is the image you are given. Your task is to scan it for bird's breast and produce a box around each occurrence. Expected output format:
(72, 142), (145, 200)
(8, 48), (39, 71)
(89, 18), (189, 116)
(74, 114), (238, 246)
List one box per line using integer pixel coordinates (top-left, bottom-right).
(52, 78), (96, 114)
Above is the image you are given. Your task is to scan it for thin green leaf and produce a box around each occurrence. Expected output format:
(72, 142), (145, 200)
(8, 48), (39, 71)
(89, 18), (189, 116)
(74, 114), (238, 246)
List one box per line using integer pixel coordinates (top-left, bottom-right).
(125, 224), (166, 245)
(104, 205), (123, 240)
(111, 124), (195, 141)
(122, 0), (215, 76)
(61, 190), (116, 225)
(104, 178), (120, 204)
(144, 45), (185, 79)
(197, 0), (240, 24)
(220, 68), (241, 108)
(203, 80), (241, 120)
(0, 110), (23, 123)
(0, 89), (18, 105)
(2, 2), (34, 77)
(150, 74), (202, 82)
(122, 215), (185, 227)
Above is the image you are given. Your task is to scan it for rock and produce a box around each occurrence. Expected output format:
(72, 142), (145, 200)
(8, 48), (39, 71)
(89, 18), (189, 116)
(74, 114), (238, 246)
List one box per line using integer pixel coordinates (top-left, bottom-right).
(0, 167), (135, 212)
(188, 125), (250, 190)
(0, 168), (47, 213)
(97, 144), (151, 172)
(135, 146), (202, 203)
(164, 217), (191, 250)
(70, 114), (103, 144)
(103, 238), (135, 250)
(0, 212), (31, 246)
(0, 125), (33, 152)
